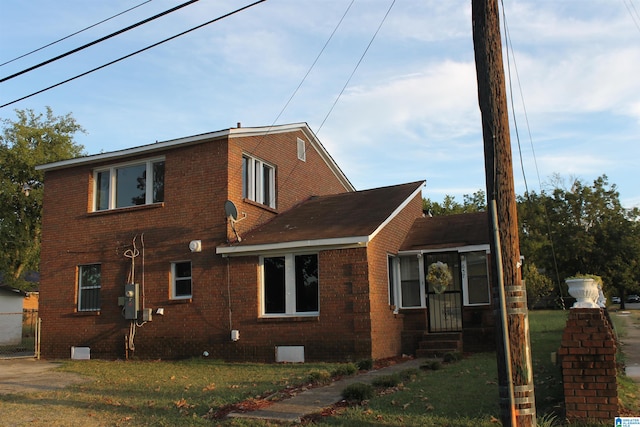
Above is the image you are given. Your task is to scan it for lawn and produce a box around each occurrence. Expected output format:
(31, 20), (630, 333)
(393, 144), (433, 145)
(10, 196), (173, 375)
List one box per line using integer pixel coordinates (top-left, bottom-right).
(1, 310), (638, 426)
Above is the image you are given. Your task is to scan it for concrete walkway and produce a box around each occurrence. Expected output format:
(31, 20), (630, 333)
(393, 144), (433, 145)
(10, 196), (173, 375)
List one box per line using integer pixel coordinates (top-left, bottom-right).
(227, 357), (426, 423)
(614, 311), (640, 382)
(229, 310), (640, 422)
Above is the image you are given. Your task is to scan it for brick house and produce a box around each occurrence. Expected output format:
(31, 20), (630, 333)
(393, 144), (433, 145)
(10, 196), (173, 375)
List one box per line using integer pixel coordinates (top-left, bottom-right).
(36, 122), (494, 362)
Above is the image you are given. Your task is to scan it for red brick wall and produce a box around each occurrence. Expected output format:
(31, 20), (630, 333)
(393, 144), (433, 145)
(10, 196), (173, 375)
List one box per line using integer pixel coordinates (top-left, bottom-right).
(202, 248), (371, 362)
(558, 308), (618, 421)
(367, 193), (423, 359)
(226, 130), (351, 238)
(39, 128), (354, 360)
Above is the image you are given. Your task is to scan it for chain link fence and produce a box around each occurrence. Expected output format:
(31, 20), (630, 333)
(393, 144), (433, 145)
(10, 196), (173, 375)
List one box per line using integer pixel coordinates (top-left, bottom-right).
(0, 309), (39, 358)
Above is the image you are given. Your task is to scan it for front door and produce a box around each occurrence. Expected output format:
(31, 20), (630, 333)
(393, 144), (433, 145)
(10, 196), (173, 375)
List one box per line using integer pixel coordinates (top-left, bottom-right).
(425, 253), (462, 332)
(427, 290), (462, 332)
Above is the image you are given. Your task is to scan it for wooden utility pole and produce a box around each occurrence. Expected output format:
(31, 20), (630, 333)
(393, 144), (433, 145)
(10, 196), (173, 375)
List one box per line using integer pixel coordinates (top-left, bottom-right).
(471, 1), (536, 426)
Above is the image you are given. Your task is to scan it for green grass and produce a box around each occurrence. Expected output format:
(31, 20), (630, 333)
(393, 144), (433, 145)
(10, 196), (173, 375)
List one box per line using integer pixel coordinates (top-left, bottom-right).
(0, 359), (350, 426)
(1, 310), (638, 426)
(316, 352), (501, 427)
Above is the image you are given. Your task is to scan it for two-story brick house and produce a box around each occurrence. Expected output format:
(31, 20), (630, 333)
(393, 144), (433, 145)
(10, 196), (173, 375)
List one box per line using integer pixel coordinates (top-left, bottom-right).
(37, 122), (494, 362)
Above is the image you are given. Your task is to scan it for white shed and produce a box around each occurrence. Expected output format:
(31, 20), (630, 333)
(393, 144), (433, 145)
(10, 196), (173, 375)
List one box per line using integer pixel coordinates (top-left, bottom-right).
(0, 285), (25, 346)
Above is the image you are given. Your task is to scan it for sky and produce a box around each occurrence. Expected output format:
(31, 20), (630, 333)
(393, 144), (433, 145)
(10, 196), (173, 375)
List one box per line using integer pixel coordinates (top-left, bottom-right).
(1, 0), (640, 207)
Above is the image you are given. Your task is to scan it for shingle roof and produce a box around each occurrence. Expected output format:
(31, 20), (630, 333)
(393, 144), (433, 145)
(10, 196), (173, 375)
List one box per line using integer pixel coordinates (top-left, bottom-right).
(399, 211), (490, 252)
(218, 181), (424, 254)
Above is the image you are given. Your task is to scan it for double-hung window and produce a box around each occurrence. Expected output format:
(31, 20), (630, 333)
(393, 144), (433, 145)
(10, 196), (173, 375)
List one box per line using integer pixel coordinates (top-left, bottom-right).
(462, 251), (490, 305)
(78, 264), (101, 311)
(242, 154), (275, 208)
(261, 254), (318, 316)
(171, 261), (192, 299)
(94, 158), (165, 211)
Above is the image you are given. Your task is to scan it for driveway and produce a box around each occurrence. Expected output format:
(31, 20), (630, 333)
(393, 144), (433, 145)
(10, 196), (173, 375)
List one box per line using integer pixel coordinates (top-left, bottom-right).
(0, 358), (88, 394)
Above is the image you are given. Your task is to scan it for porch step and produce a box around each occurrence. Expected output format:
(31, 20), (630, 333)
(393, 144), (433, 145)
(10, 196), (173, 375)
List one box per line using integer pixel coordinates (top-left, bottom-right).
(416, 332), (463, 358)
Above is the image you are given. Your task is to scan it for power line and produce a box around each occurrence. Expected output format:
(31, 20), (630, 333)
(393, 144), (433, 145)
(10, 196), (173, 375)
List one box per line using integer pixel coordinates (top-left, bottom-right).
(623, 0), (640, 35)
(1, 0), (201, 83)
(0, 0), (267, 109)
(0, 0), (154, 68)
(500, 0), (565, 305)
(316, 0), (396, 135)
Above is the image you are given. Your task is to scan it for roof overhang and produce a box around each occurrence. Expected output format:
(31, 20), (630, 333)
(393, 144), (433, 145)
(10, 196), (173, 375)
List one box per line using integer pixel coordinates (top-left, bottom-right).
(399, 243), (490, 256)
(217, 236), (369, 257)
(35, 123), (354, 191)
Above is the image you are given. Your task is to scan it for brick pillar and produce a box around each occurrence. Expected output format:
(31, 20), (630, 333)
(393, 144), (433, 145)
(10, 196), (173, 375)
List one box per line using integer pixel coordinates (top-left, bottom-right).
(559, 308), (618, 421)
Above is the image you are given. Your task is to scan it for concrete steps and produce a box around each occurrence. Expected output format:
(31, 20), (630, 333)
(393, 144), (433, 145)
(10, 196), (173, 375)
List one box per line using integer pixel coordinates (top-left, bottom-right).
(415, 332), (463, 358)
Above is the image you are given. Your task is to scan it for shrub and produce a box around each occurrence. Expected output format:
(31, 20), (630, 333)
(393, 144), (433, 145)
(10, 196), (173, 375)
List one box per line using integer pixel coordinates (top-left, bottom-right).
(372, 374), (400, 388)
(420, 360), (441, 370)
(397, 368), (419, 381)
(306, 369), (331, 384)
(356, 358), (373, 371)
(342, 382), (374, 402)
(443, 352), (462, 363)
(331, 363), (357, 377)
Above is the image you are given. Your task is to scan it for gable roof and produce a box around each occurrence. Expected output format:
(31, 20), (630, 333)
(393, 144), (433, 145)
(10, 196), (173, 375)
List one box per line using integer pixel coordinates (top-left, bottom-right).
(217, 181), (424, 256)
(399, 211), (490, 253)
(35, 123), (354, 192)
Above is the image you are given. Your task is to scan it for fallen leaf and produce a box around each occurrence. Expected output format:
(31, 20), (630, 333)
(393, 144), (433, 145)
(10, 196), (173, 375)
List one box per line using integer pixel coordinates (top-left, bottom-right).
(202, 383), (216, 392)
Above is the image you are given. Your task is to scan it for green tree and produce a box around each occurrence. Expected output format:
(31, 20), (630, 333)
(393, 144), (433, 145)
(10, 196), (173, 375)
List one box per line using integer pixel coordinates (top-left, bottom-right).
(518, 175), (640, 307)
(423, 190), (486, 216)
(523, 261), (554, 308)
(0, 107), (85, 290)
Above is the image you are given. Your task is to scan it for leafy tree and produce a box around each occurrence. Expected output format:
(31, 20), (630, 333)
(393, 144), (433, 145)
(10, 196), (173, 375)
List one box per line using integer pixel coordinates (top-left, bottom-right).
(0, 107), (85, 290)
(517, 175), (640, 307)
(523, 261), (555, 308)
(423, 190), (486, 216)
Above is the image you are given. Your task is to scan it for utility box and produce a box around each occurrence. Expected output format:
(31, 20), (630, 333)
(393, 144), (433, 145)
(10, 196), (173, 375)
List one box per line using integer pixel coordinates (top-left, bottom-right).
(140, 308), (152, 322)
(124, 283), (139, 320)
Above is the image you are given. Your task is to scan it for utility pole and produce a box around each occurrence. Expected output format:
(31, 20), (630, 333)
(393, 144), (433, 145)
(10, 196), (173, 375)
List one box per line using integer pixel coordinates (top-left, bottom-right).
(471, 1), (536, 426)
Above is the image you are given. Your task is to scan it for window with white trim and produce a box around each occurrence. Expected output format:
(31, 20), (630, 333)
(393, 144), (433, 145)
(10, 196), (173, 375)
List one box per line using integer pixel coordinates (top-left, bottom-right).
(399, 256), (423, 308)
(462, 251), (490, 305)
(94, 158), (164, 211)
(78, 264), (101, 311)
(171, 261), (192, 299)
(261, 253), (318, 316)
(387, 255), (397, 307)
(242, 154), (275, 208)
(297, 138), (306, 161)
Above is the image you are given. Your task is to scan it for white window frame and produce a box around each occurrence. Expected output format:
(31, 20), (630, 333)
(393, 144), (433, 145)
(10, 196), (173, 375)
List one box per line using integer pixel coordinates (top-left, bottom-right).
(259, 253), (319, 317)
(93, 157), (165, 211)
(78, 264), (101, 312)
(242, 154), (276, 208)
(171, 261), (192, 300)
(393, 254), (426, 309)
(461, 250), (491, 306)
(296, 138), (306, 161)
(387, 254), (397, 308)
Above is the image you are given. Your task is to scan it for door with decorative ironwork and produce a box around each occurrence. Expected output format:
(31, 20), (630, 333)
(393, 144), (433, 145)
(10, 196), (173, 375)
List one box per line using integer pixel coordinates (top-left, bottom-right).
(425, 253), (462, 332)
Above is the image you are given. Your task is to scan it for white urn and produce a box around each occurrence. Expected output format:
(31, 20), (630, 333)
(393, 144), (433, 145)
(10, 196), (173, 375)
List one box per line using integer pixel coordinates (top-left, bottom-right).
(565, 278), (600, 308)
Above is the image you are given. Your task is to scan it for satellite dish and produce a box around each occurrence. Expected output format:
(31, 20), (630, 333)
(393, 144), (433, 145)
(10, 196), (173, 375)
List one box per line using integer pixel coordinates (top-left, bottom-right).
(224, 200), (238, 221)
(224, 200), (245, 242)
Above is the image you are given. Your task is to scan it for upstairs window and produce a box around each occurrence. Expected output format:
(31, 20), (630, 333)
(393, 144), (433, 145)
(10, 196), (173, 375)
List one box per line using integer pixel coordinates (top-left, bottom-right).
(297, 138), (306, 161)
(242, 154), (275, 208)
(78, 264), (101, 311)
(94, 158), (164, 211)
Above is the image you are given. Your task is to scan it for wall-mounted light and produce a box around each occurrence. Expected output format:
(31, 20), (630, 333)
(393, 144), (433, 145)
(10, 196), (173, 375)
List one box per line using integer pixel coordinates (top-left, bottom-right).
(189, 240), (202, 252)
